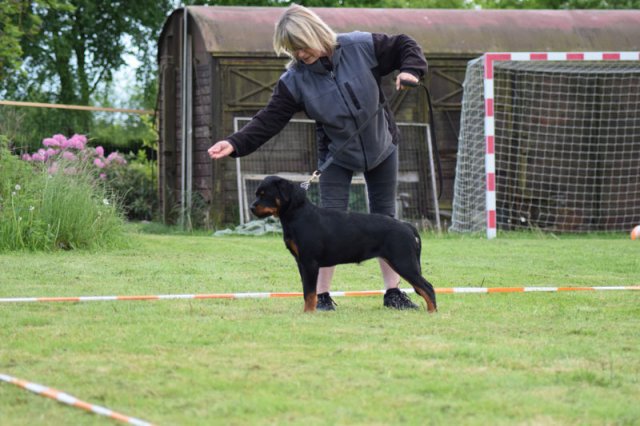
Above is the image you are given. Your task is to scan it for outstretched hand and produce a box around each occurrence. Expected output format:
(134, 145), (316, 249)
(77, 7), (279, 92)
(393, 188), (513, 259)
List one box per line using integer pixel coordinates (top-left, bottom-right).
(208, 140), (235, 160)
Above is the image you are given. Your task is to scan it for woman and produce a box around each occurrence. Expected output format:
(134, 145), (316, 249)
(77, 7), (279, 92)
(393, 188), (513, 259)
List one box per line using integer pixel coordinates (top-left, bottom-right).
(208, 4), (428, 311)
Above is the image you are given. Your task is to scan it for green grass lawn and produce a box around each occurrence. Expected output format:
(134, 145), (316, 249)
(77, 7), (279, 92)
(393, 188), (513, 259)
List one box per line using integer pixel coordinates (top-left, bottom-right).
(1, 230), (639, 425)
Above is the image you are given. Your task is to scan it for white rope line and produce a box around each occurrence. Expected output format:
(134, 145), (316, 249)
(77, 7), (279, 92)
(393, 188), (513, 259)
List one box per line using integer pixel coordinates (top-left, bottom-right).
(0, 373), (153, 425)
(0, 286), (638, 303)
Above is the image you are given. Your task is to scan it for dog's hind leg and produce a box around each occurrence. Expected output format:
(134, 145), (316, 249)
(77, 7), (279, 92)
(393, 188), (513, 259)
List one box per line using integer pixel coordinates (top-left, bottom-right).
(383, 257), (438, 313)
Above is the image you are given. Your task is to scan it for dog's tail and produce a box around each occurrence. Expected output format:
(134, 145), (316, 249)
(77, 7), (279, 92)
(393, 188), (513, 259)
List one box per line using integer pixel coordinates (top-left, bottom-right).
(404, 222), (422, 266)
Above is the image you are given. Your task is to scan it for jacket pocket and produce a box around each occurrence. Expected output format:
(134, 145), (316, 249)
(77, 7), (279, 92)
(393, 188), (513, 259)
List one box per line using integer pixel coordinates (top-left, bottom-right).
(344, 82), (362, 110)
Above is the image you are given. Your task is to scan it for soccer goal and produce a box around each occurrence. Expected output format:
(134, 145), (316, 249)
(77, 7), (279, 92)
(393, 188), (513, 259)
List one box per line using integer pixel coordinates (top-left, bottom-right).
(450, 52), (640, 238)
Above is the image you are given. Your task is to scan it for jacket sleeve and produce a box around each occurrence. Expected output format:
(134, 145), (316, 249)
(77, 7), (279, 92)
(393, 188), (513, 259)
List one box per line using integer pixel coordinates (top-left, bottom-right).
(227, 80), (302, 157)
(371, 33), (427, 79)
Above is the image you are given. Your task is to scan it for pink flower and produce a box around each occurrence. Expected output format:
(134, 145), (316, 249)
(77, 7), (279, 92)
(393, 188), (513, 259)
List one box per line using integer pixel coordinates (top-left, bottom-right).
(68, 134), (87, 150)
(22, 154), (32, 161)
(93, 158), (105, 169)
(42, 137), (59, 147)
(48, 163), (59, 174)
(31, 153), (45, 162)
(106, 152), (127, 165)
(46, 148), (59, 158)
(99, 173), (107, 180)
(95, 146), (104, 157)
(62, 151), (76, 161)
(44, 134), (67, 148)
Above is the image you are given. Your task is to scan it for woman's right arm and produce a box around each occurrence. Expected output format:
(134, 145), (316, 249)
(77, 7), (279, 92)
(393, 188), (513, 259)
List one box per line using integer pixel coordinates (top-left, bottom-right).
(208, 80), (302, 160)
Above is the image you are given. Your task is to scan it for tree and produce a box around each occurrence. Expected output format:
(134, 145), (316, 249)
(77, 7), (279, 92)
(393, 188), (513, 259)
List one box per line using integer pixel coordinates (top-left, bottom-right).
(474, 0), (639, 8)
(0, 0), (52, 85)
(2, 0), (174, 106)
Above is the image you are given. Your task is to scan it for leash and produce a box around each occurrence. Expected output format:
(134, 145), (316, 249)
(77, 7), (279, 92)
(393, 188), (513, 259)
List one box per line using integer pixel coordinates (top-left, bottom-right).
(301, 80), (442, 200)
(404, 80), (443, 200)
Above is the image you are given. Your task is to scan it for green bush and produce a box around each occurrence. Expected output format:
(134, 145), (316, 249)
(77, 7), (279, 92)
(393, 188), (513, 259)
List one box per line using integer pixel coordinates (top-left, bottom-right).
(19, 132), (159, 223)
(0, 136), (126, 251)
(106, 151), (158, 221)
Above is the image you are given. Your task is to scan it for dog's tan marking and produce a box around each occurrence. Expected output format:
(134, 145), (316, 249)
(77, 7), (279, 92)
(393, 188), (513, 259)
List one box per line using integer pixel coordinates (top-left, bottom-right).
(415, 287), (437, 313)
(285, 239), (299, 258)
(304, 292), (317, 312)
(274, 197), (282, 217)
(253, 206), (279, 217)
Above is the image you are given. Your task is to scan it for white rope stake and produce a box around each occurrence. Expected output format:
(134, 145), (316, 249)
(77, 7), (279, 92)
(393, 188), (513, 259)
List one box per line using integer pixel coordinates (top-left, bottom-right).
(0, 286), (638, 304)
(0, 373), (153, 425)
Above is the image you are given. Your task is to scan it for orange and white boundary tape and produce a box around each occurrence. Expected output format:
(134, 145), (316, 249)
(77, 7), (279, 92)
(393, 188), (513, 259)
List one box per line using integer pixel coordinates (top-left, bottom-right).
(0, 373), (153, 425)
(0, 286), (639, 304)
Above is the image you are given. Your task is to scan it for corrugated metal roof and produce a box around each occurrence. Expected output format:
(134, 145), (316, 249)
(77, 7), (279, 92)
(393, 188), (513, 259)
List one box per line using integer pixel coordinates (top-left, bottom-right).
(162, 6), (640, 56)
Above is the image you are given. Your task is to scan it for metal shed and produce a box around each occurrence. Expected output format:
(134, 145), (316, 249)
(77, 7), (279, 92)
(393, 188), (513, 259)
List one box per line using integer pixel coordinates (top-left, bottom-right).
(157, 6), (640, 227)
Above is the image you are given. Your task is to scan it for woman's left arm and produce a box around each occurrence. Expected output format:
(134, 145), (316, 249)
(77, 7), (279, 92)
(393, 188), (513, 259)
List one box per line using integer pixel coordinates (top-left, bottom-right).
(372, 33), (427, 88)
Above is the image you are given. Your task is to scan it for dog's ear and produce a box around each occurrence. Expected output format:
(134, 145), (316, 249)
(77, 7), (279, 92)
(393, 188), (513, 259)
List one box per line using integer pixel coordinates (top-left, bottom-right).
(275, 177), (305, 213)
(275, 178), (292, 205)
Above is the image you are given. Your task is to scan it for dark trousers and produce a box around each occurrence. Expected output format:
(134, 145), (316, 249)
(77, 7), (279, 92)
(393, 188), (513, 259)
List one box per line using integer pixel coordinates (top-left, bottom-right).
(319, 148), (398, 217)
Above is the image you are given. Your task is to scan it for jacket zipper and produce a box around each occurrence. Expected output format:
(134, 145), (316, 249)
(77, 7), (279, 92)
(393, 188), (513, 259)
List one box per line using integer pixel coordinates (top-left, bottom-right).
(330, 71), (369, 170)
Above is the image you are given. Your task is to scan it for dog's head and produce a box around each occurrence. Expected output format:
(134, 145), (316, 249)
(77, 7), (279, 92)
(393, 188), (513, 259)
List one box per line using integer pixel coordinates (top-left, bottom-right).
(250, 176), (306, 218)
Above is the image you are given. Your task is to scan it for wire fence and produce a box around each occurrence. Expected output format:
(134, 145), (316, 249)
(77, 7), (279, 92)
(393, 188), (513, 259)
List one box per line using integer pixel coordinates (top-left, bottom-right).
(233, 117), (441, 230)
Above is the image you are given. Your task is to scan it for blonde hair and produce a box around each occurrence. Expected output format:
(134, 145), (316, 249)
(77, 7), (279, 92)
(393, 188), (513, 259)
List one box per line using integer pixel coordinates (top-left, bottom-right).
(273, 4), (337, 68)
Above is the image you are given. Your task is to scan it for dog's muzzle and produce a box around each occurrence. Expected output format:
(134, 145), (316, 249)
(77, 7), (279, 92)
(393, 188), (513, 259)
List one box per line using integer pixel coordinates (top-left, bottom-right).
(250, 202), (278, 218)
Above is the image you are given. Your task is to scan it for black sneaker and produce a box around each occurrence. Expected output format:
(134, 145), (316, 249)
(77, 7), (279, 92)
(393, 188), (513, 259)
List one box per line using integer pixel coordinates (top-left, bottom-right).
(316, 292), (337, 311)
(383, 288), (419, 310)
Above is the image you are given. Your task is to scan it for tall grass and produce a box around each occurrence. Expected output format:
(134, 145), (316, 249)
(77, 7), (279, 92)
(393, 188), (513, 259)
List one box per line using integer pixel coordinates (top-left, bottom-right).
(39, 163), (126, 249)
(0, 139), (126, 251)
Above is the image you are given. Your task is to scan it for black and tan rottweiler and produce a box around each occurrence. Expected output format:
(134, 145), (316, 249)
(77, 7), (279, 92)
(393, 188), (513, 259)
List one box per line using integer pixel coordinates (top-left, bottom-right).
(250, 175), (437, 313)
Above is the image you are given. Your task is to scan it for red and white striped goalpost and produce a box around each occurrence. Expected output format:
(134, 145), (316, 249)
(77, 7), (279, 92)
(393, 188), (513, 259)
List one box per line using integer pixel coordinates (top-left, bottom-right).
(483, 51), (640, 239)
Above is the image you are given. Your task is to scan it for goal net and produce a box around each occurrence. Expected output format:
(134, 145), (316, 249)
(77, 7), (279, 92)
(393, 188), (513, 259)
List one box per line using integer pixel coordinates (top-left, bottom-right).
(450, 52), (640, 238)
